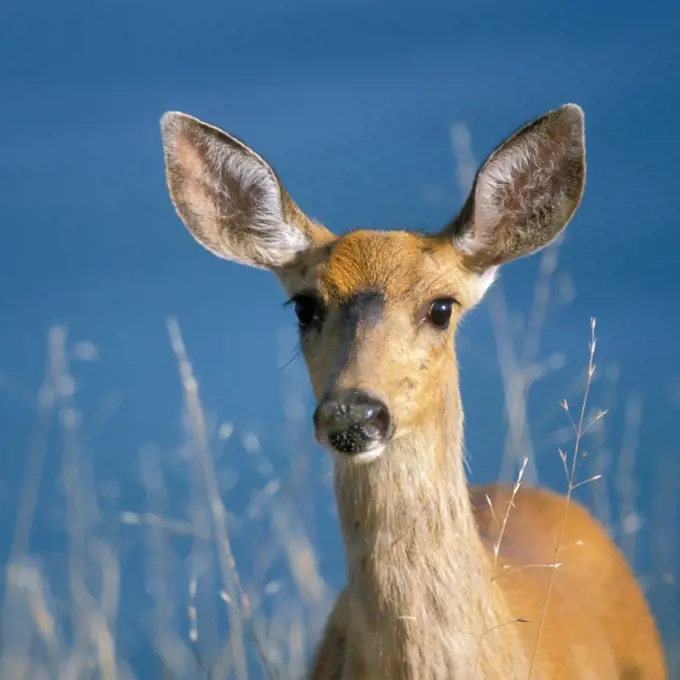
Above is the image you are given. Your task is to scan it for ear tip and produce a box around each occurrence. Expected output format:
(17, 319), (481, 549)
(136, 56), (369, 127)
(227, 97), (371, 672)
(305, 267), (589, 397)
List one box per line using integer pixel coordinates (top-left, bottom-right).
(555, 103), (585, 129)
(560, 102), (584, 115)
(160, 111), (192, 136)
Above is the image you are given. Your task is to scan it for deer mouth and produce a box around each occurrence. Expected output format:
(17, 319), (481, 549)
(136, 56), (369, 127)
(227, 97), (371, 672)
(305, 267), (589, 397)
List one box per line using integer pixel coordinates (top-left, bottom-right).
(327, 429), (387, 463)
(327, 422), (384, 455)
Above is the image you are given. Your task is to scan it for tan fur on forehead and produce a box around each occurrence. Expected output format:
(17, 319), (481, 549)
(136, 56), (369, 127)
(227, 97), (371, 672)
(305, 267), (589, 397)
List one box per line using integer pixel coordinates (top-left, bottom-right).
(316, 230), (474, 304)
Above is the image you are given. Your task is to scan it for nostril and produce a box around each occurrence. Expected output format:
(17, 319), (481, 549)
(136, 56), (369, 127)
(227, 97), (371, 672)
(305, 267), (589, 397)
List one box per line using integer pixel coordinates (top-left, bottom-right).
(367, 404), (391, 443)
(371, 402), (392, 438)
(313, 400), (336, 430)
(315, 399), (350, 431)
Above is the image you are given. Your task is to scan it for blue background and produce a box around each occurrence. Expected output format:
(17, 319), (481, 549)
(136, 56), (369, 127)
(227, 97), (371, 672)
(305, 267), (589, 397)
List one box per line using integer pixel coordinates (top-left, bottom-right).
(1, 0), (679, 676)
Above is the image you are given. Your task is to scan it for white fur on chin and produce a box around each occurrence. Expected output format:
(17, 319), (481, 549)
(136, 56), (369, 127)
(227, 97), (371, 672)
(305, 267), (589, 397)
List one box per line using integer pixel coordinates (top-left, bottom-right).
(332, 443), (386, 465)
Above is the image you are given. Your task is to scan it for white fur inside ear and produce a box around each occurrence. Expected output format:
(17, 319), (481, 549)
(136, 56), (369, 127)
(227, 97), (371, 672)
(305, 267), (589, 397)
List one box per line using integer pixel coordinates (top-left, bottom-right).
(470, 266), (498, 304)
(480, 144), (533, 211)
(205, 139), (309, 266)
(457, 142), (538, 257)
(162, 111), (312, 269)
(455, 105), (584, 264)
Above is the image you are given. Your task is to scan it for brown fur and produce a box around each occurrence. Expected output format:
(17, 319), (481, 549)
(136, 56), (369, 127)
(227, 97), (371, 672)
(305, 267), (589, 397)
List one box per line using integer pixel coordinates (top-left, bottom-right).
(159, 104), (667, 679)
(297, 233), (667, 679)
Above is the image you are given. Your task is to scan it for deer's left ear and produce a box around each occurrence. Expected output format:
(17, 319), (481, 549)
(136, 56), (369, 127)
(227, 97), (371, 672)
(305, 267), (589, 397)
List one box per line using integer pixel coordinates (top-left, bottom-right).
(442, 104), (586, 271)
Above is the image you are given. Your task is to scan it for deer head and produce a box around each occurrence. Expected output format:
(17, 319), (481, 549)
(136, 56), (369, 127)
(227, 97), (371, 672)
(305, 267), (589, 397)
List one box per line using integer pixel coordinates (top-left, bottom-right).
(160, 105), (585, 464)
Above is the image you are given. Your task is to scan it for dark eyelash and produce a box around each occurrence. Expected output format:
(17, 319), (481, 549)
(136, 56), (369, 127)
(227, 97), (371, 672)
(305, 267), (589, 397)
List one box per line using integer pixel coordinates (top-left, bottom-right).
(283, 292), (318, 307)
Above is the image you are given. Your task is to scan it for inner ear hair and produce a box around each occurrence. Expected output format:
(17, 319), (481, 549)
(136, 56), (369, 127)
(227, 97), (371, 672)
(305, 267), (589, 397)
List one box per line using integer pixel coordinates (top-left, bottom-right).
(441, 103), (586, 270)
(160, 111), (334, 270)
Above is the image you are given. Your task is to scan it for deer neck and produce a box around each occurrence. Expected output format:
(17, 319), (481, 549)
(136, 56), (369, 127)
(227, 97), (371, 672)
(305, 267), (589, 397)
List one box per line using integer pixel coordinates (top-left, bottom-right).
(333, 374), (526, 678)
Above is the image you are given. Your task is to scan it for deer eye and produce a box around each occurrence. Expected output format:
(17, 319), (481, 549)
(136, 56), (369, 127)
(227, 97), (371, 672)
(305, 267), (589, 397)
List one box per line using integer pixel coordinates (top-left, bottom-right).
(428, 298), (454, 329)
(292, 294), (320, 328)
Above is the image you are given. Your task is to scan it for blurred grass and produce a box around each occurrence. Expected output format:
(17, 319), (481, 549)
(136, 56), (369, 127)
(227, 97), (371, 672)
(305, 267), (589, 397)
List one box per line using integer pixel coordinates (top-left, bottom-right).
(1, 124), (678, 678)
(1, 283), (678, 678)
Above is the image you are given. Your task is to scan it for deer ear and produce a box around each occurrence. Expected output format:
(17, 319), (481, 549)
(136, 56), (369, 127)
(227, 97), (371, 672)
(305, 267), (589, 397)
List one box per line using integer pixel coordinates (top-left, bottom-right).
(160, 111), (332, 270)
(443, 104), (586, 271)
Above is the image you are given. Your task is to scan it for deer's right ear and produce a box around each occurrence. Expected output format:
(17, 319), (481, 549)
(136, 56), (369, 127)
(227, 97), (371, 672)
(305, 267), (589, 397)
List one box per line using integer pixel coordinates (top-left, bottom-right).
(160, 112), (331, 270)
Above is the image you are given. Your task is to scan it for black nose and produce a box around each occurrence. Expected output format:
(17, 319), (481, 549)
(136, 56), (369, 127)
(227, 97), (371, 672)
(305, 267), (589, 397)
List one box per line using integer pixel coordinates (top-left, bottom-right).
(314, 389), (393, 455)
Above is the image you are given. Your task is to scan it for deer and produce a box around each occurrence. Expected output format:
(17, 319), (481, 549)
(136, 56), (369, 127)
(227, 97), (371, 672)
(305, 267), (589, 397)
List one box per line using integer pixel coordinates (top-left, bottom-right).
(159, 103), (667, 679)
